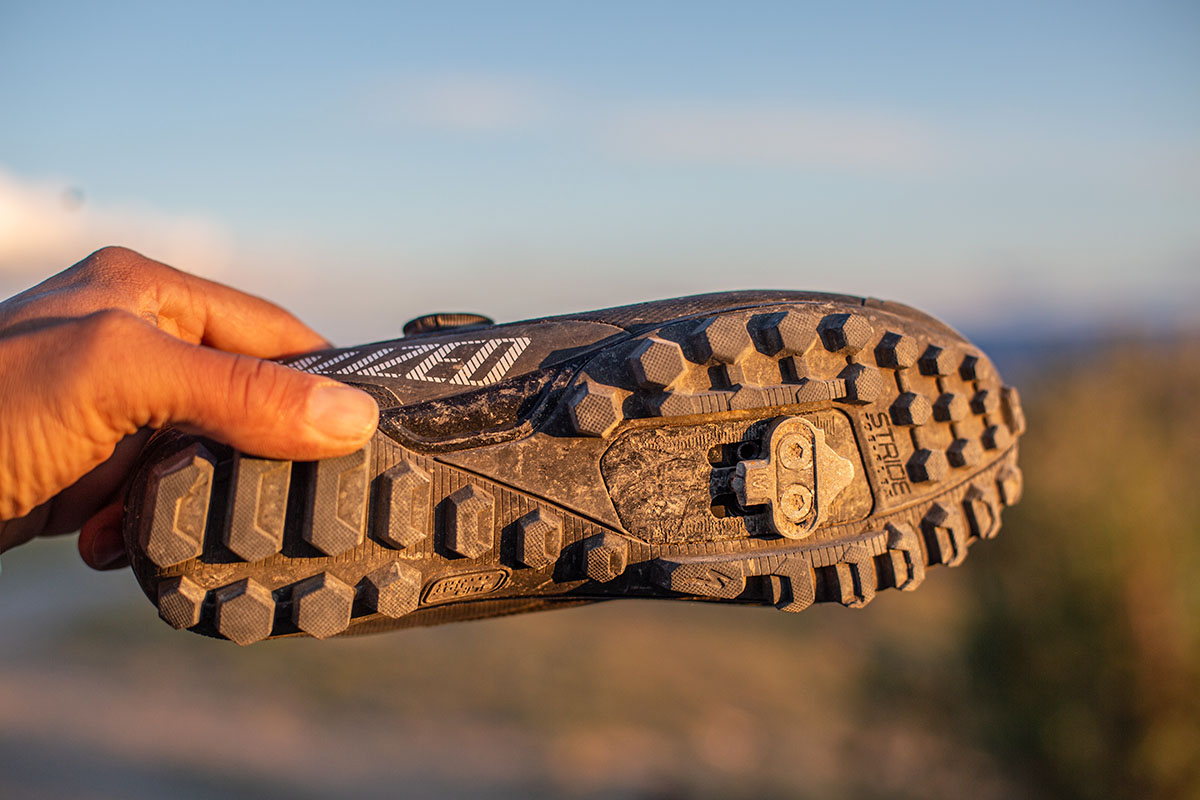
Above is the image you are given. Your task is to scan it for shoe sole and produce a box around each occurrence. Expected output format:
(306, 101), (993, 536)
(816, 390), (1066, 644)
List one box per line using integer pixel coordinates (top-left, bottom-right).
(122, 292), (1025, 644)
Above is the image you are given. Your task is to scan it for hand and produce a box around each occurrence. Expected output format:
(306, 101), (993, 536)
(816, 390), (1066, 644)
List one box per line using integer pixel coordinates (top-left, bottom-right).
(0, 247), (378, 570)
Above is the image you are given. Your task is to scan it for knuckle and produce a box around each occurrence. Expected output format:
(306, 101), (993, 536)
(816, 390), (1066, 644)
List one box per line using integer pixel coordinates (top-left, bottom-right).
(75, 245), (157, 285)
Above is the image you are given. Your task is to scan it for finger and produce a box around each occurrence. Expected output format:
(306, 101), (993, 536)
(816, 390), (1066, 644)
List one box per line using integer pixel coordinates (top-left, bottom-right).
(79, 500), (127, 570)
(155, 266), (333, 357)
(2, 247), (332, 358)
(98, 246), (332, 357)
(93, 312), (378, 460)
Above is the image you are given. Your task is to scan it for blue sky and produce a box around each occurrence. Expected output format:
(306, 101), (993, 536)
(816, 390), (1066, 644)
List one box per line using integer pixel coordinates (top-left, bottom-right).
(1, 1), (1197, 343)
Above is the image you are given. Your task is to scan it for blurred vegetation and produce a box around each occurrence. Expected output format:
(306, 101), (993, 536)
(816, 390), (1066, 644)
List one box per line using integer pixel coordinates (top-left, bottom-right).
(966, 340), (1200, 800)
(0, 337), (1196, 799)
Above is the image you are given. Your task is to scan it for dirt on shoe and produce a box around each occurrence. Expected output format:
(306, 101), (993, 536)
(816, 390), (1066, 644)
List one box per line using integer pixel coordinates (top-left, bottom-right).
(122, 290), (1025, 644)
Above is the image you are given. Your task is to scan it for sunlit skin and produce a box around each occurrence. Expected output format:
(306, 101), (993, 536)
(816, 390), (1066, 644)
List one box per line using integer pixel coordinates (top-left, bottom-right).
(0, 247), (378, 570)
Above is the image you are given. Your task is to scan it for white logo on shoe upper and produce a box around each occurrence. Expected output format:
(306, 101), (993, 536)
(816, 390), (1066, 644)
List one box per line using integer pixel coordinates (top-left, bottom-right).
(288, 337), (532, 386)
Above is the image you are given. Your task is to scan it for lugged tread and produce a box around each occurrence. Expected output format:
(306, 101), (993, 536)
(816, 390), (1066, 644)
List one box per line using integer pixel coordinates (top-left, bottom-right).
(291, 573), (354, 639)
(514, 509), (563, 569)
(442, 484), (495, 558)
(302, 446), (370, 556)
(123, 290), (1024, 643)
(157, 576), (206, 629)
(376, 460), (432, 549)
(214, 578), (275, 646)
(362, 562), (422, 618)
(225, 456), (290, 561)
(140, 443), (214, 568)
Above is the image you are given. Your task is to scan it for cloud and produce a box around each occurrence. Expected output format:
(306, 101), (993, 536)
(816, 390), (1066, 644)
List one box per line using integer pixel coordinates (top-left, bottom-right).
(605, 107), (938, 170)
(0, 168), (233, 282)
(359, 74), (551, 133)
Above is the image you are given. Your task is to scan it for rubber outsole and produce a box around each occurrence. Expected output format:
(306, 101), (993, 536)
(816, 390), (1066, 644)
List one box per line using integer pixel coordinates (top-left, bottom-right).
(123, 292), (1025, 644)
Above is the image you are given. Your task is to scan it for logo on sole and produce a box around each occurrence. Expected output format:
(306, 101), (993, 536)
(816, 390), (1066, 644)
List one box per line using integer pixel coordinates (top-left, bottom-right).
(423, 569), (509, 603)
(285, 337), (531, 387)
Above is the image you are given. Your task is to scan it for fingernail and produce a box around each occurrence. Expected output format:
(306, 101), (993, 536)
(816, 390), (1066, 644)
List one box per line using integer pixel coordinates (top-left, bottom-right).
(304, 384), (378, 442)
(91, 530), (127, 570)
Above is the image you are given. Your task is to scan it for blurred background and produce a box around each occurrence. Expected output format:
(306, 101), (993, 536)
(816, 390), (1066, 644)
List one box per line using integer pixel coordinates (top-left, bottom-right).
(0, 1), (1197, 798)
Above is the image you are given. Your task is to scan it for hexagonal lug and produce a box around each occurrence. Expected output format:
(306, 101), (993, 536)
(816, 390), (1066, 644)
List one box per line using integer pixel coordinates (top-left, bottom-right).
(766, 559), (816, 612)
(982, 424), (1012, 451)
(933, 392), (969, 422)
(884, 522), (925, 591)
(687, 315), (754, 363)
(141, 443), (214, 568)
(302, 447), (369, 557)
(362, 562), (423, 618)
(996, 465), (1024, 507)
(1002, 385), (1027, 435)
(875, 331), (918, 369)
(225, 457), (290, 562)
(907, 448), (948, 483)
(566, 381), (624, 437)
(583, 532), (629, 582)
(918, 344), (957, 376)
(947, 438), (983, 468)
(959, 352), (993, 381)
(443, 484), (495, 558)
(291, 573), (354, 639)
(835, 363), (883, 404)
(890, 392), (932, 426)
(627, 337), (688, 389)
(515, 509), (563, 569)
(971, 389), (1001, 415)
(818, 313), (874, 354)
(214, 578), (275, 646)
(377, 460), (432, 549)
(921, 503), (968, 566)
(752, 309), (818, 356)
(963, 485), (1001, 540)
(157, 576), (207, 630)
(832, 547), (876, 608)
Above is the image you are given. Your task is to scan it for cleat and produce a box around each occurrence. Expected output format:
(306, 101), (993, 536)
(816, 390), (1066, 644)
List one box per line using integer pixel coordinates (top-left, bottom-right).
(121, 290), (1024, 642)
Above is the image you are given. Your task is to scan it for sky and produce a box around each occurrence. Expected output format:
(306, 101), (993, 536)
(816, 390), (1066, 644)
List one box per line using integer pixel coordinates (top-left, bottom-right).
(1, 1), (1197, 344)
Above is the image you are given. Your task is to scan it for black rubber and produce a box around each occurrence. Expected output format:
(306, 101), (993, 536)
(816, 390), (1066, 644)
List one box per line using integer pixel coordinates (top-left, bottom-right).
(122, 290), (1025, 644)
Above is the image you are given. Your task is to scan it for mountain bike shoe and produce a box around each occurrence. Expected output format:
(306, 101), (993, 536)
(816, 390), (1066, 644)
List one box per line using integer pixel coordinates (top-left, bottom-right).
(121, 290), (1025, 644)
